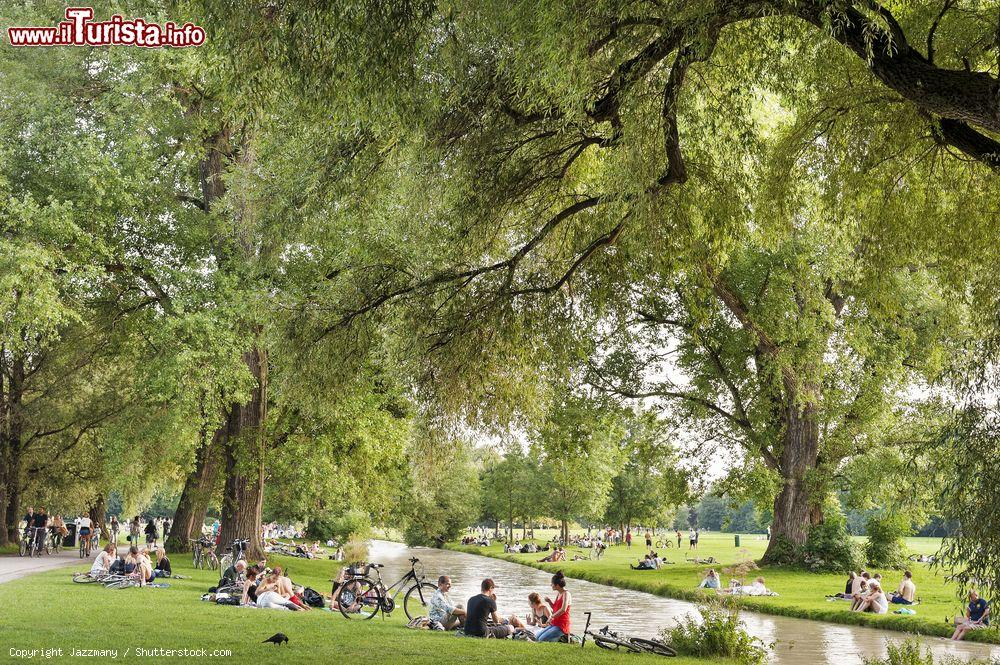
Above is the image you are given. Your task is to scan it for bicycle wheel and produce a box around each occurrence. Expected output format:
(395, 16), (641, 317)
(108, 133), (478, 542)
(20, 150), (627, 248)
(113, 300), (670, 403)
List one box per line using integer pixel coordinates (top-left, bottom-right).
(593, 634), (642, 652)
(336, 578), (382, 620)
(73, 572), (100, 584)
(403, 582), (438, 620)
(589, 549), (598, 560)
(19, 538), (29, 557)
(79, 538), (86, 558)
(630, 637), (677, 657)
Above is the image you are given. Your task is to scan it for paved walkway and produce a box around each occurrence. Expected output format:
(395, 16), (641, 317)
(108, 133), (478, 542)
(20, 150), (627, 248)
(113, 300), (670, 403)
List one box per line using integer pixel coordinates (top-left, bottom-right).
(0, 546), (92, 585)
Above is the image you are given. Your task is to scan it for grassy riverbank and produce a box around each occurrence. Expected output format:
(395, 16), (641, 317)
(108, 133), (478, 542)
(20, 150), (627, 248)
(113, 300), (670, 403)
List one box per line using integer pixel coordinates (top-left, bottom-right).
(0, 550), (729, 664)
(447, 532), (999, 645)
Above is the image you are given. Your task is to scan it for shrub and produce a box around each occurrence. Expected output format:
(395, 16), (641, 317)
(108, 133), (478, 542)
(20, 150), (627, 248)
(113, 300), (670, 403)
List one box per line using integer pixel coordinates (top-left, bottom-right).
(864, 513), (908, 569)
(342, 535), (369, 565)
(661, 601), (769, 665)
(862, 638), (992, 665)
(802, 507), (860, 572)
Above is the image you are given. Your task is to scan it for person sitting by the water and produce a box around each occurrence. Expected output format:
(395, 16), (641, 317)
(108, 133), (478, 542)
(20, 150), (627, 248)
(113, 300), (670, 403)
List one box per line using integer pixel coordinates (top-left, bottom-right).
(539, 547), (565, 563)
(852, 581), (888, 614)
(889, 570), (917, 605)
(429, 575), (466, 630)
(719, 576), (774, 596)
(522, 591), (551, 636)
(833, 571), (860, 599)
(850, 572), (871, 610)
(524, 542), (537, 554)
(534, 571), (572, 642)
(465, 578), (524, 638)
(952, 590), (990, 641)
(698, 569), (721, 589)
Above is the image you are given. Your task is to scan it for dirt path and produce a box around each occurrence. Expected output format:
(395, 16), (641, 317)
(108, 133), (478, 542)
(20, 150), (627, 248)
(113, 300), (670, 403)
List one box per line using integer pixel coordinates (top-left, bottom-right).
(0, 546), (92, 585)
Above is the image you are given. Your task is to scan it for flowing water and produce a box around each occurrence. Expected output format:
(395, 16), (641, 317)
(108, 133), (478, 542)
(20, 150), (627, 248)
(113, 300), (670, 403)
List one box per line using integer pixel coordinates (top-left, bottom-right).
(367, 540), (999, 663)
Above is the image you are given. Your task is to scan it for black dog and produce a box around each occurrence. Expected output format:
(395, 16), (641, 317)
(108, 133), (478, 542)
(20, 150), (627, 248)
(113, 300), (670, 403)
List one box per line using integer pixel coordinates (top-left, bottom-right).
(262, 633), (289, 645)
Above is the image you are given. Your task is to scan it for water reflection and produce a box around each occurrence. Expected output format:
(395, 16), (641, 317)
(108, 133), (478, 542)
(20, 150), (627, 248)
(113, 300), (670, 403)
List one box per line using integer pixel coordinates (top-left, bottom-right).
(368, 540), (999, 664)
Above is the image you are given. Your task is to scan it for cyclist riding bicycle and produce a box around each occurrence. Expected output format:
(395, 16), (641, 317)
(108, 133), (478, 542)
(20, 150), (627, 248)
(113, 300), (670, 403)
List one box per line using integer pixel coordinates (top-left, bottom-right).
(21, 506), (35, 543)
(31, 507), (49, 552)
(76, 514), (94, 553)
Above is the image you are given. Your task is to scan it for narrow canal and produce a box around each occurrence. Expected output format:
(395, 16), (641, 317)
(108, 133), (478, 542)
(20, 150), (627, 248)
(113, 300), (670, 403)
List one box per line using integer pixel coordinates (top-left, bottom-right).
(368, 540), (998, 663)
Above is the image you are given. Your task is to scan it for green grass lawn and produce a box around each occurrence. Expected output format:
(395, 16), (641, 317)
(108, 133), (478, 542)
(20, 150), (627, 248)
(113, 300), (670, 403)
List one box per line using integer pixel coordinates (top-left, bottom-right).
(449, 531), (998, 645)
(0, 550), (729, 664)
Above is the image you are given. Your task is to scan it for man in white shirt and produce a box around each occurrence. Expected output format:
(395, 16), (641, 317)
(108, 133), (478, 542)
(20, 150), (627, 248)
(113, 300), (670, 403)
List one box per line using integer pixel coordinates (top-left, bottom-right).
(428, 576), (466, 630)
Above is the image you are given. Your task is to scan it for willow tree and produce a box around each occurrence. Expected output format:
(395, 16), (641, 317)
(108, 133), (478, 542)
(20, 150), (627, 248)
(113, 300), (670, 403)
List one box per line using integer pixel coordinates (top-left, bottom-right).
(198, 1), (1000, 561)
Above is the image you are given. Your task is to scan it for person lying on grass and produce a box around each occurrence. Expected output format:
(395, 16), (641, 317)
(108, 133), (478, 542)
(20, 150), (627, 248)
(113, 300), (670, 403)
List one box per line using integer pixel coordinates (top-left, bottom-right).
(952, 590), (990, 641)
(851, 580), (889, 614)
(888, 570), (917, 605)
(719, 576), (775, 596)
(631, 552), (664, 570)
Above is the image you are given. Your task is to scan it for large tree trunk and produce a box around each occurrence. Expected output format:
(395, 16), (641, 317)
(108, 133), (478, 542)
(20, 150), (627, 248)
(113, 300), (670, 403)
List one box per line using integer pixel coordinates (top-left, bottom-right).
(0, 352), (25, 546)
(216, 347), (267, 561)
(761, 393), (821, 564)
(89, 495), (108, 541)
(167, 428), (223, 552)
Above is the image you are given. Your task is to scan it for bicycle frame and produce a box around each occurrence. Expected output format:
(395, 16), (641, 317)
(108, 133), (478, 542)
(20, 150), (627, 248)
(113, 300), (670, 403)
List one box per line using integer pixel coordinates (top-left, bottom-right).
(369, 565), (420, 605)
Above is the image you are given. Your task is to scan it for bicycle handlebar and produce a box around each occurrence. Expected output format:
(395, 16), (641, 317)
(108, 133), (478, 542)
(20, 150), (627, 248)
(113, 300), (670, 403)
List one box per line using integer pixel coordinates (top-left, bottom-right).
(409, 557), (420, 564)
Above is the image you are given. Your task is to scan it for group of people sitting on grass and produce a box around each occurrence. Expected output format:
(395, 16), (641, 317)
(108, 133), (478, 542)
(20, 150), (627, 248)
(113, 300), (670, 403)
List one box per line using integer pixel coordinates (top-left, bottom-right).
(428, 572), (573, 642)
(503, 541), (545, 554)
(460, 536), (491, 546)
(88, 542), (173, 585)
(829, 570), (917, 614)
(693, 569), (776, 596)
(631, 551), (670, 570)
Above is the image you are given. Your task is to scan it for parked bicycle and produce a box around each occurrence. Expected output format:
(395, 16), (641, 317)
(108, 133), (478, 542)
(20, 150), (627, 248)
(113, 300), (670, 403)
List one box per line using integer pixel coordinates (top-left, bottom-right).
(190, 537), (219, 570)
(219, 538), (249, 571)
(335, 557), (437, 621)
(581, 612), (677, 657)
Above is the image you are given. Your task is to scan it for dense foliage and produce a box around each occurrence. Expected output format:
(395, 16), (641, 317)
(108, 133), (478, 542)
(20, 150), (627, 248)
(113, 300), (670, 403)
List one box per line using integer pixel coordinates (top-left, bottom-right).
(662, 602), (768, 665)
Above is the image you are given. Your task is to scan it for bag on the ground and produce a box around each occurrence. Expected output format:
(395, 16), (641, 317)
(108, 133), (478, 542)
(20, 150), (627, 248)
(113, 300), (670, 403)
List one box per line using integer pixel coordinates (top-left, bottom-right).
(406, 616), (430, 629)
(302, 587), (324, 608)
(217, 595), (239, 605)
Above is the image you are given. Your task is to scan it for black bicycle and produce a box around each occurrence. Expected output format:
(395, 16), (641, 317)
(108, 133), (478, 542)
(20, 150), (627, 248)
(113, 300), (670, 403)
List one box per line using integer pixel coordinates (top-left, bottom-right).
(581, 612), (677, 657)
(335, 557), (437, 621)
